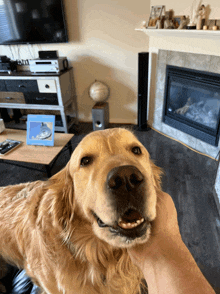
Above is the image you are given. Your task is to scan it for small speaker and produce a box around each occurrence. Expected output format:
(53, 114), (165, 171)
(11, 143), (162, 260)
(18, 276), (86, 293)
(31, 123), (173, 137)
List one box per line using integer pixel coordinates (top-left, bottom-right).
(138, 52), (150, 131)
(92, 102), (109, 131)
(38, 50), (58, 59)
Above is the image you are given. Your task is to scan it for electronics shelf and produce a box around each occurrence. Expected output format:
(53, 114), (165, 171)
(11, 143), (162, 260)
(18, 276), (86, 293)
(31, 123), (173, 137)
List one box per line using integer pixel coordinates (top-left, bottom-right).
(0, 68), (78, 133)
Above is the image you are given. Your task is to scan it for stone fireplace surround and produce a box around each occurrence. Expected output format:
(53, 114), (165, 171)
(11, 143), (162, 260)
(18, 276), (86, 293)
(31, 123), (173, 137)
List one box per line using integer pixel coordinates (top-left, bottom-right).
(150, 49), (220, 213)
(151, 49), (220, 160)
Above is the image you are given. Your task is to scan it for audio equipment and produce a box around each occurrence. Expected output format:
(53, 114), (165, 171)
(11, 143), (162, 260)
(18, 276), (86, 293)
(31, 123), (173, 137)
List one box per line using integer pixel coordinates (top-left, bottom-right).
(38, 51), (58, 59)
(29, 57), (68, 73)
(0, 56), (17, 72)
(92, 102), (109, 131)
(138, 52), (150, 131)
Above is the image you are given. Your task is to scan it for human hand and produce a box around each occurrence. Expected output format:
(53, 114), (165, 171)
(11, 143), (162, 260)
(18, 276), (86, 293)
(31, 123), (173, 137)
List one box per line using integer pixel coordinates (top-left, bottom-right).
(127, 190), (182, 272)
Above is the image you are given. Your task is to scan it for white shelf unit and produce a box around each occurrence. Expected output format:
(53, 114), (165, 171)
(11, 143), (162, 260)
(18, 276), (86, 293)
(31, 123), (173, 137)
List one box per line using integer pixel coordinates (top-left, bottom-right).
(0, 68), (78, 133)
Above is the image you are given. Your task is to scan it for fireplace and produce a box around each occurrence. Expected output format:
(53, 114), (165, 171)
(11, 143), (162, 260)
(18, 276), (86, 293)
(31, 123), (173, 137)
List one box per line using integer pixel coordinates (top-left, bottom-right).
(146, 49), (220, 212)
(163, 65), (220, 146)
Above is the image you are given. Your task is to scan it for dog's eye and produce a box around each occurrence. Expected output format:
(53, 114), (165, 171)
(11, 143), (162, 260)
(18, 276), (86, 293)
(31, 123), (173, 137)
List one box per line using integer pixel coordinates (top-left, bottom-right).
(131, 146), (142, 155)
(80, 156), (93, 167)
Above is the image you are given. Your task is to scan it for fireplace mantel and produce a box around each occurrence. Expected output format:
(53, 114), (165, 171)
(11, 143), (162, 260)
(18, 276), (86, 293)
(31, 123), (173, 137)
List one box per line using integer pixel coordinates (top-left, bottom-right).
(136, 28), (220, 39)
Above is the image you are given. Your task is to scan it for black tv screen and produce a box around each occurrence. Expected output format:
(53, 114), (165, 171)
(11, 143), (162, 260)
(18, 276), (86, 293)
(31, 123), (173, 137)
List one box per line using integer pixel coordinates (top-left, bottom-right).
(0, 0), (68, 45)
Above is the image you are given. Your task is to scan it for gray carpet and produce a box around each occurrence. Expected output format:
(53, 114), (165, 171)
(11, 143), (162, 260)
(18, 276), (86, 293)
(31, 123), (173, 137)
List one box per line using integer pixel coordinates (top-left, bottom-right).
(0, 123), (219, 293)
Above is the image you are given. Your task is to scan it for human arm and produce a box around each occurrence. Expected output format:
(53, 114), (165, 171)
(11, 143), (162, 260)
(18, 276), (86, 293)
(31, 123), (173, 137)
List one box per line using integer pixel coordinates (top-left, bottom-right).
(128, 191), (215, 294)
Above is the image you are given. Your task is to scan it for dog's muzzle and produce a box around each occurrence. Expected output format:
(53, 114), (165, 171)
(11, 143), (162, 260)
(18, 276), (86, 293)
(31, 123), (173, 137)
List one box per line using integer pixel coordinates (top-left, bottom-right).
(93, 165), (149, 240)
(107, 165), (145, 210)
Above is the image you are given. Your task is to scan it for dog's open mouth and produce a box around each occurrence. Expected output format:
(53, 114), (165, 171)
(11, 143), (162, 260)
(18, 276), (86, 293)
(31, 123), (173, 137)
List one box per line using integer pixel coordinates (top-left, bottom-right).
(92, 208), (150, 239)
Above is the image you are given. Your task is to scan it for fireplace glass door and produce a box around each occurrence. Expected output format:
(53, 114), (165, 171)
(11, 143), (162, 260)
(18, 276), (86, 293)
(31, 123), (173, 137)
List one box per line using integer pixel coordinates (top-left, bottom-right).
(163, 65), (220, 146)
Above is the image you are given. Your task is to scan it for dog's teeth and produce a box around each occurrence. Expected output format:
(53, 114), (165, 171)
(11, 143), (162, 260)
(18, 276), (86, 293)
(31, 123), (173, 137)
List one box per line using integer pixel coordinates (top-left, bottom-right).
(136, 218), (144, 225)
(118, 217), (145, 229)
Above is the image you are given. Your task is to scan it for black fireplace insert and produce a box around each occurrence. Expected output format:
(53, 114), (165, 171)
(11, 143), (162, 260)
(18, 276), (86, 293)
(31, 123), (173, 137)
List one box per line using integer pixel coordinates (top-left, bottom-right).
(163, 65), (220, 146)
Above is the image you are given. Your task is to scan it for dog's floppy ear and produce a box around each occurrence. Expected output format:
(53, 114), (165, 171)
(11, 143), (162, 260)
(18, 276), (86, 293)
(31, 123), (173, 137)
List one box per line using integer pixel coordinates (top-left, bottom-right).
(47, 163), (75, 228)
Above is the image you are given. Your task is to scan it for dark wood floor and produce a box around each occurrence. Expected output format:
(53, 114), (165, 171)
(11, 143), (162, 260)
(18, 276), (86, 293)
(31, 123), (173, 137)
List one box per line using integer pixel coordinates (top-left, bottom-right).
(134, 126), (220, 294)
(0, 122), (219, 293)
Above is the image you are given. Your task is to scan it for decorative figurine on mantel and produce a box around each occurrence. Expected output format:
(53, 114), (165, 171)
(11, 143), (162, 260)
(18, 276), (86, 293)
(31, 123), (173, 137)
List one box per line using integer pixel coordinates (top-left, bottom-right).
(89, 80), (110, 130)
(213, 20), (218, 31)
(197, 4), (206, 29)
(186, 0), (200, 29)
(177, 16), (189, 30)
(141, 21), (147, 29)
(164, 10), (175, 29)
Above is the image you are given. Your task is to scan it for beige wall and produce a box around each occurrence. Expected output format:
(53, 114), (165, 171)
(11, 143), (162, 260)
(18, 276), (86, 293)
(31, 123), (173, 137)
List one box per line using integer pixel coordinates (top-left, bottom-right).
(0, 0), (151, 124)
(2, 1), (220, 123)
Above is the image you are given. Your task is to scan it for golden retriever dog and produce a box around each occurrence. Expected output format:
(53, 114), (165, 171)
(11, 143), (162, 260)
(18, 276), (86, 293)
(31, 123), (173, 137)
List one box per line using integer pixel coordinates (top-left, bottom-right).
(0, 128), (162, 294)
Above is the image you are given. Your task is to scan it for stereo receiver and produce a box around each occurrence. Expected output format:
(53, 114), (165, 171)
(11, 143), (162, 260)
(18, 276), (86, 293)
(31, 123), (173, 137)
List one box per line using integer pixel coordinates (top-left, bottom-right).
(29, 57), (68, 73)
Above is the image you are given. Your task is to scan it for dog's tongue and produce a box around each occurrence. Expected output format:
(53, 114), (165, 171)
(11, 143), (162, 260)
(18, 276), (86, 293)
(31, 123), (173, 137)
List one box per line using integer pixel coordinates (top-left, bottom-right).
(118, 209), (144, 230)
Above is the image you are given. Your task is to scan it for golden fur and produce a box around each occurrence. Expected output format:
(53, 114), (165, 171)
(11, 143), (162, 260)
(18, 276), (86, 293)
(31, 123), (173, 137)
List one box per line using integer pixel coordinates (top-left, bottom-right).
(0, 128), (162, 294)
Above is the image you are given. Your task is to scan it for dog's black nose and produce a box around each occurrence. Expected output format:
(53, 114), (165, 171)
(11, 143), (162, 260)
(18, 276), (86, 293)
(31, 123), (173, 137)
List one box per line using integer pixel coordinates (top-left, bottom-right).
(107, 165), (144, 191)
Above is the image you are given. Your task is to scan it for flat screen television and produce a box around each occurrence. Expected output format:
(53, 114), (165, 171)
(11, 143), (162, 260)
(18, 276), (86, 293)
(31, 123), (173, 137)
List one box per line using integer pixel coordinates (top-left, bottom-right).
(0, 0), (68, 45)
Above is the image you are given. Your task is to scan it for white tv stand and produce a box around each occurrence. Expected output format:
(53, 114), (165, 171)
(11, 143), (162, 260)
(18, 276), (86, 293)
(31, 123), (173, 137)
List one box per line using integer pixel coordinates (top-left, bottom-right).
(0, 68), (78, 133)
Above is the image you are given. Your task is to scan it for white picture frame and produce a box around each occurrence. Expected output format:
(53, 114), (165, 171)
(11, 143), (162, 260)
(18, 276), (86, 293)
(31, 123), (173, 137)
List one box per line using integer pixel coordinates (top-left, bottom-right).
(147, 5), (165, 29)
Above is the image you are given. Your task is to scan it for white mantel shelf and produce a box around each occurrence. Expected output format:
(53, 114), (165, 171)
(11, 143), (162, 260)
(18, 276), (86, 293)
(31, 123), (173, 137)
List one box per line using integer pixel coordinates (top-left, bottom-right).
(136, 28), (220, 39)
